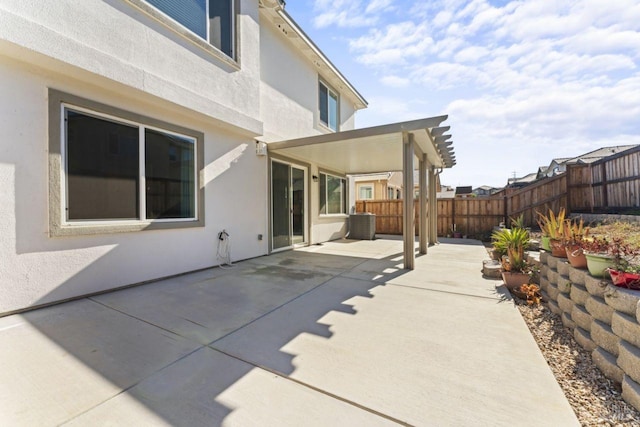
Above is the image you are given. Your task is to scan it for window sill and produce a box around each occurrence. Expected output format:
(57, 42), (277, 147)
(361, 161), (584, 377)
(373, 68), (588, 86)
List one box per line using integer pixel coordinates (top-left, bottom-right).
(318, 122), (338, 133)
(50, 219), (204, 237)
(125, 0), (239, 71)
(319, 214), (349, 219)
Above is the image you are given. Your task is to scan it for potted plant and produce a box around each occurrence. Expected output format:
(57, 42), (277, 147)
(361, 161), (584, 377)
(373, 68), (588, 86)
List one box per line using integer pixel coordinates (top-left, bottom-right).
(563, 217), (589, 268)
(490, 215), (527, 260)
(581, 237), (616, 278)
(606, 239), (640, 289)
(498, 227), (532, 290)
(537, 208), (566, 256)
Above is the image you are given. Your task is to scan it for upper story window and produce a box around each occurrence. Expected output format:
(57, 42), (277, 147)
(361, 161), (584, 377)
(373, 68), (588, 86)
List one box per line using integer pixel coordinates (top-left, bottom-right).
(145, 0), (235, 58)
(318, 81), (339, 132)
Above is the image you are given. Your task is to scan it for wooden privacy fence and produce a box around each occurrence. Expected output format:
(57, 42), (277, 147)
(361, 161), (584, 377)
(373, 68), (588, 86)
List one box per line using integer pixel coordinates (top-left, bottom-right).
(355, 146), (640, 237)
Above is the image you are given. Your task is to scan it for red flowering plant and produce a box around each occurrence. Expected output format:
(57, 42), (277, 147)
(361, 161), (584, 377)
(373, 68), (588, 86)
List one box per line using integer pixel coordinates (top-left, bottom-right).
(582, 236), (640, 289)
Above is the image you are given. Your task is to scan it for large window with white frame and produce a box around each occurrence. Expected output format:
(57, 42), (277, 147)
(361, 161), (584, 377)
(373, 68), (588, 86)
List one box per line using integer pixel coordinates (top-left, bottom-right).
(319, 172), (347, 215)
(318, 80), (339, 132)
(144, 0), (235, 58)
(48, 89), (204, 236)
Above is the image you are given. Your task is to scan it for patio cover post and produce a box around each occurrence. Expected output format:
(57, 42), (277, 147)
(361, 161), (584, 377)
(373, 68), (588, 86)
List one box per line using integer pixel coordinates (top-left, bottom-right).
(403, 132), (415, 270)
(428, 165), (437, 245)
(419, 154), (428, 254)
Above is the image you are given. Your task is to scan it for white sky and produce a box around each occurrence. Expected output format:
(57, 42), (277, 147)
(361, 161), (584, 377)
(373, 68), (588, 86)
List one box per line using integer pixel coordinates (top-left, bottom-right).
(284, 0), (640, 188)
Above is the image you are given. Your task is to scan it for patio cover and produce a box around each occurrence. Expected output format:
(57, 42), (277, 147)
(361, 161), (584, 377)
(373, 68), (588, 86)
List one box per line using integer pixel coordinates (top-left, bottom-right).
(268, 116), (456, 270)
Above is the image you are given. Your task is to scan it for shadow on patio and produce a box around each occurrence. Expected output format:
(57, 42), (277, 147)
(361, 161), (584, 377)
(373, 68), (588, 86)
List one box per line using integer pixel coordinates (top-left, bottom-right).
(0, 238), (579, 426)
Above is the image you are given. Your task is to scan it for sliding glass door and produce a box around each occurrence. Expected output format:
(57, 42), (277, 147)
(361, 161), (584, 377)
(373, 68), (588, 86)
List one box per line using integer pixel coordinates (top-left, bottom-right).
(271, 160), (307, 251)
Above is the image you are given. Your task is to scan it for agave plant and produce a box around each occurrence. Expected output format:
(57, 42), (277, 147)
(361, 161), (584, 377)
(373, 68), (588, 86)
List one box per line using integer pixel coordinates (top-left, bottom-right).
(491, 227), (530, 259)
(562, 217), (589, 246)
(536, 208), (566, 240)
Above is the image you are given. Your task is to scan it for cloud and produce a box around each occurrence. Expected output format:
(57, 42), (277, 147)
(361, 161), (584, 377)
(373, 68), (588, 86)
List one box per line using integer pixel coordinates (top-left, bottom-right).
(316, 0), (640, 185)
(311, 0), (395, 29)
(380, 75), (410, 88)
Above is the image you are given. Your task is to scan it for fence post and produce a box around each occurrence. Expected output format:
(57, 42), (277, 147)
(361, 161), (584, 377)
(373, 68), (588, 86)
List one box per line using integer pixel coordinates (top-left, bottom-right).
(601, 163), (608, 211)
(566, 166), (571, 214)
(503, 195), (508, 226)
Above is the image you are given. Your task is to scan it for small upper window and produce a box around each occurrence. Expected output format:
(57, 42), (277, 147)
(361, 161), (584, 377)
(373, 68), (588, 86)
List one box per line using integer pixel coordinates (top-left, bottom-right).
(145, 0), (235, 58)
(318, 81), (339, 131)
(358, 185), (374, 200)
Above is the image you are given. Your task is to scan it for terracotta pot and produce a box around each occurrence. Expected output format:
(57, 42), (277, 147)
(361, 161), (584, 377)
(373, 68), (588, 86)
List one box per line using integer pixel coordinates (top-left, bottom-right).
(565, 245), (587, 269)
(585, 253), (614, 278)
(608, 269), (640, 290)
(549, 239), (567, 258)
(501, 271), (530, 291)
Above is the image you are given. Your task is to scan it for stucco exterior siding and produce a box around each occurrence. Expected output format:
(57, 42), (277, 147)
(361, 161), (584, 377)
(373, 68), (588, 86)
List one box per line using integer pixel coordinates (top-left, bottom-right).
(0, 58), (268, 314)
(0, 0), (364, 314)
(0, 0), (263, 135)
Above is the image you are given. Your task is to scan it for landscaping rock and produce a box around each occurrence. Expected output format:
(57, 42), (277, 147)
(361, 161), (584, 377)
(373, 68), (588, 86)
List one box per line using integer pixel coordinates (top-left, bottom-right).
(557, 276), (572, 294)
(539, 251), (549, 264)
(517, 301), (640, 425)
(557, 261), (570, 276)
(547, 282), (560, 302)
(574, 326), (597, 352)
(585, 275), (608, 298)
(586, 296), (615, 325)
(569, 267), (587, 286)
(539, 276), (550, 293)
(561, 311), (576, 329)
(571, 304), (593, 331)
(481, 259), (502, 279)
(591, 320), (620, 357)
(547, 269), (559, 285)
(592, 347), (624, 383)
(570, 283), (589, 306)
(623, 375), (640, 414)
(558, 293), (574, 314)
(547, 255), (558, 269)
(612, 312), (640, 349)
(547, 299), (561, 315)
(618, 341), (640, 385)
(605, 287), (640, 317)
(540, 264), (549, 280)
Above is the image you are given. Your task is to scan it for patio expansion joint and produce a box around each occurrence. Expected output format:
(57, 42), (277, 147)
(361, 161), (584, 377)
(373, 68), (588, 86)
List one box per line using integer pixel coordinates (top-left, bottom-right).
(207, 273), (343, 346)
(59, 344), (205, 426)
(207, 346), (411, 427)
(86, 297), (195, 342)
(386, 282), (507, 301)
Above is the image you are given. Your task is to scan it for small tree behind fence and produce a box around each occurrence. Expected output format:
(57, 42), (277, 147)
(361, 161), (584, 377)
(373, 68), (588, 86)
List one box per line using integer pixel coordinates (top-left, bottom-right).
(355, 147), (640, 238)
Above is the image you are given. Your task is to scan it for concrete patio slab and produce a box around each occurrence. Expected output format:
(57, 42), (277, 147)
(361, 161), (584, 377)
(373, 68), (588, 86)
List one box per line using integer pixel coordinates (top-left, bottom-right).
(212, 273), (578, 426)
(0, 237), (579, 426)
(94, 262), (334, 345)
(64, 347), (396, 426)
(0, 299), (199, 426)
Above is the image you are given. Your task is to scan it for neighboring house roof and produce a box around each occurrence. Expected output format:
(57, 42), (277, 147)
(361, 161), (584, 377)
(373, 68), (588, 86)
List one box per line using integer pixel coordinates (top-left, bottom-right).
(437, 189), (456, 199)
(352, 172), (393, 182)
(566, 145), (639, 164)
(507, 172), (538, 187)
(260, 2), (367, 109)
(455, 186), (473, 195)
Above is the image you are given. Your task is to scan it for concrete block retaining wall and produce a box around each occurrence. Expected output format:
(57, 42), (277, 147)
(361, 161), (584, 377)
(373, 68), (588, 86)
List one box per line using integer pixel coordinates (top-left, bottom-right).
(540, 252), (640, 412)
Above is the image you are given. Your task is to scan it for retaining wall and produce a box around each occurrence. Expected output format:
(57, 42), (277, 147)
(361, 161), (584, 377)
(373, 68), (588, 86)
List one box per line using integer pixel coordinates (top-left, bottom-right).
(539, 252), (640, 411)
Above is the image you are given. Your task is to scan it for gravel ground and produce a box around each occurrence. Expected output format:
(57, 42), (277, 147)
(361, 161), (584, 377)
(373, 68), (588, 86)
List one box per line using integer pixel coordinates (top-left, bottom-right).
(514, 298), (640, 426)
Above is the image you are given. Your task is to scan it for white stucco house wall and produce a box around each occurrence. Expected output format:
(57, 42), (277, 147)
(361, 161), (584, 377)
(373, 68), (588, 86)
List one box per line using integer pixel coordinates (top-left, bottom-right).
(0, 0), (369, 315)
